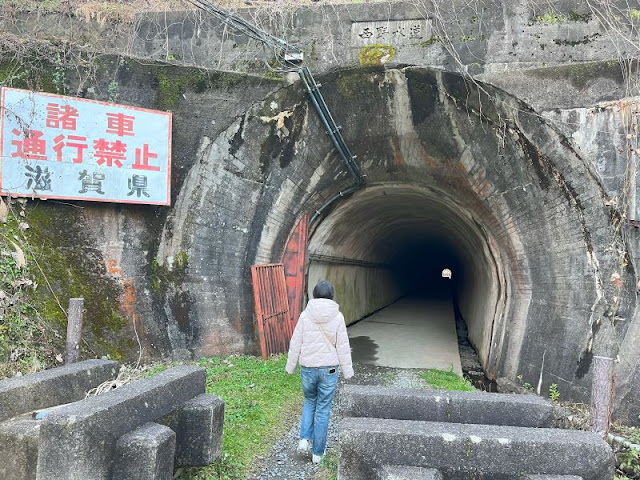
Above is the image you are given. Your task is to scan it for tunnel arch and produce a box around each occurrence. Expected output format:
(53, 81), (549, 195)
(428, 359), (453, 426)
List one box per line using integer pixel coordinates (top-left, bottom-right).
(157, 65), (634, 407)
(306, 182), (514, 373)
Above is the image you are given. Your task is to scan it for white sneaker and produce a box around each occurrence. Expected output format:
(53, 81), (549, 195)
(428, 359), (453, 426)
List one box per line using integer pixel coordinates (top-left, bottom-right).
(312, 454), (323, 464)
(297, 439), (310, 453)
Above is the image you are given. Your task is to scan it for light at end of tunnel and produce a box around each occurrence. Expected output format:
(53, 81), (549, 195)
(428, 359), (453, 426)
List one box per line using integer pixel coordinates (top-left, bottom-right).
(442, 268), (452, 279)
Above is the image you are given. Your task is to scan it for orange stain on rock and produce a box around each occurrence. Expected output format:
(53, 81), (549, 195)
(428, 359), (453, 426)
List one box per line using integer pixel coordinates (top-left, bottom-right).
(122, 279), (145, 336)
(107, 259), (122, 277)
(389, 138), (403, 169)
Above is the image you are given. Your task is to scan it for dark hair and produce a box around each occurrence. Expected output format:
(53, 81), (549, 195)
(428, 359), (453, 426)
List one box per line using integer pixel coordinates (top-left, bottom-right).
(312, 280), (335, 300)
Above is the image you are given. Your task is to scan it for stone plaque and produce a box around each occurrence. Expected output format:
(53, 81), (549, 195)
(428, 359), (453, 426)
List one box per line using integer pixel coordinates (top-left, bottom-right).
(351, 19), (433, 46)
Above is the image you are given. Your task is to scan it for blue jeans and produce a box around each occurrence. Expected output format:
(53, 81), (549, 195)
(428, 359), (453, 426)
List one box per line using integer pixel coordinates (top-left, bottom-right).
(299, 366), (339, 455)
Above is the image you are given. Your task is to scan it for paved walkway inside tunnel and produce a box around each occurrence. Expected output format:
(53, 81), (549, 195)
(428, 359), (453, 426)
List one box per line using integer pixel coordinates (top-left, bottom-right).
(347, 297), (462, 374)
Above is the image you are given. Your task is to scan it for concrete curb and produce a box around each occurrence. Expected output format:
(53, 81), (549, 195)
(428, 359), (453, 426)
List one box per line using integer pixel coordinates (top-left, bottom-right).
(340, 385), (555, 427)
(339, 417), (614, 480)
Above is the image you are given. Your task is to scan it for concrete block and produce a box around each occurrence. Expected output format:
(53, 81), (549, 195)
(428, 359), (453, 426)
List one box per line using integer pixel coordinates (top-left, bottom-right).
(160, 393), (224, 466)
(380, 465), (443, 479)
(524, 476), (584, 480)
(0, 359), (120, 422)
(339, 418), (614, 480)
(0, 417), (40, 480)
(340, 385), (555, 427)
(112, 422), (176, 480)
(36, 365), (206, 480)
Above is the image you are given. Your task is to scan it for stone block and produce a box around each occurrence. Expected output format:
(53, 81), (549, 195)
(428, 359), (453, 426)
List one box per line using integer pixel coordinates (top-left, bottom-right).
(340, 385), (555, 427)
(0, 359), (120, 422)
(380, 465), (443, 479)
(0, 416), (40, 480)
(160, 393), (224, 466)
(36, 365), (206, 480)
(339, 417), (614, 480)
(112, 422), (176, 480)
(524, 476), (584, 480)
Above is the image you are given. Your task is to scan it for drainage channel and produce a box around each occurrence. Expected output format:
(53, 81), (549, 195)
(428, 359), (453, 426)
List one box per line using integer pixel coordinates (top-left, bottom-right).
(455, 303), (498, 392)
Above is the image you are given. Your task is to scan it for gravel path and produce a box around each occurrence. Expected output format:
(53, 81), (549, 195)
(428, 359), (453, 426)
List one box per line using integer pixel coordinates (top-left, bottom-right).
(247, 364), (425, 480)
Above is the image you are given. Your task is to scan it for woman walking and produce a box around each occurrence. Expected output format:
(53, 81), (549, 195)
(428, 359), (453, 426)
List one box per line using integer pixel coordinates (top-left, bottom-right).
(285, 280), (354, 464)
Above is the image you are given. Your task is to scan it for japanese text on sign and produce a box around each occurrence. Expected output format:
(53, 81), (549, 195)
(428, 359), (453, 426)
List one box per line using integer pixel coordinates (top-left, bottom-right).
(0, 88), (172, 205)
(351, 19), (433, 46)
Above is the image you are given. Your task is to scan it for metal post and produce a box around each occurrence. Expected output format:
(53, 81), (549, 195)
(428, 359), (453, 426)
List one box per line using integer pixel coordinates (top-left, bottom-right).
(591, 355), (614, 438)
(629, 112), (638, 221)
(65, 297), (84, 364)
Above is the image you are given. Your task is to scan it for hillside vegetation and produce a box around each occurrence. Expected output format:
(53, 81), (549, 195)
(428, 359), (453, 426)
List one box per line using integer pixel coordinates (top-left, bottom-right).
(0, 0), (373, 17)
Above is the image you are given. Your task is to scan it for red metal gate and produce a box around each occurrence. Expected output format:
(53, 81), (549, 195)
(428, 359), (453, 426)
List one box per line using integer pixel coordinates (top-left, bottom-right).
(283, 212), (309, 334)
(251, 263), (293, 359)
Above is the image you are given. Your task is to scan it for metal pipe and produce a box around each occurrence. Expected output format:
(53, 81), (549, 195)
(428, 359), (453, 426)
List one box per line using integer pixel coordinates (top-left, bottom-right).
(309, 185), (361, 228)
(309, 253), (391, 268)
(591, 355), (614, 437)
(185, 0), (366, 226)
(298, 67), (365, 184)
(608, 433), (640, 451)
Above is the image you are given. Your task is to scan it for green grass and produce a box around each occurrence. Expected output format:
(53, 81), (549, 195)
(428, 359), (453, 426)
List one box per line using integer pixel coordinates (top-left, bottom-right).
(380, 370), (397, 385)
(316, 448), (339, 480)
(614, 427), (640, 479)
(175, 355), (302, 480)
(420, 368), (475, 391)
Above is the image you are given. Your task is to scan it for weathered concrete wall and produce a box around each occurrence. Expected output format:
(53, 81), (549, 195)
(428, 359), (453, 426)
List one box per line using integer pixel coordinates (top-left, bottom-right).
(5, 1), (627, 77)
(4, 1), (638, 92)
(153, 64), (635, 418)
(0, 54), (280, 359)
(307, 261), (402, 325)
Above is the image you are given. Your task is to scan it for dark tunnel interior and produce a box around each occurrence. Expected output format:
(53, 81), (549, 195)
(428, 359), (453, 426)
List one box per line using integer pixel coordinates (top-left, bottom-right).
(307, 184), (504, 367)
(387, 234), (464, 301)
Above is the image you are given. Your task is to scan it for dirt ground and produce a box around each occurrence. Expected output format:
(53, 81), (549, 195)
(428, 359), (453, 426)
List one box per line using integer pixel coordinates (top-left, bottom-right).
(247, 363), (426, 480)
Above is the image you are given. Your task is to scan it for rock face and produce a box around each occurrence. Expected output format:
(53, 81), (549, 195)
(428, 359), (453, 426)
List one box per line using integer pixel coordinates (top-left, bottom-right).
(2, 1), (640, 422)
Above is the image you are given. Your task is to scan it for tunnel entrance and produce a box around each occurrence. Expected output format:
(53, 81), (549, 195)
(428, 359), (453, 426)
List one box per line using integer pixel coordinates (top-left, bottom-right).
(306, 183), (507, 375)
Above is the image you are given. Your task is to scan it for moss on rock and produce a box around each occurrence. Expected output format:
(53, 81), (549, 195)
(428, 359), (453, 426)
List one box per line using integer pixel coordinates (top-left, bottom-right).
(23, 203), (131, 361)
(0, 59), (57, 93)
(335, 68), (384, 98)
(150, 251), (189, 301)
(151, 64), (257, 111)
(359, 44), (396, 66)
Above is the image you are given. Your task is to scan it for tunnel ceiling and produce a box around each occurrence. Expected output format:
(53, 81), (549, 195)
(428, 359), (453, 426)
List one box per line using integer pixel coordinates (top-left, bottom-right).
(309, 183), (487, 269)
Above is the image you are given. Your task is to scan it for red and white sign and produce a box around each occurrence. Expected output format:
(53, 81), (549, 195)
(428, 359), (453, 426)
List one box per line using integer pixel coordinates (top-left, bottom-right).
(0, 88), (172, 205)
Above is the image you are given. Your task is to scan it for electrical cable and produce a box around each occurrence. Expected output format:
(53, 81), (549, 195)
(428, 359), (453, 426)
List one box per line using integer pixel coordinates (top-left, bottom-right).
(185, 0), (367, 216)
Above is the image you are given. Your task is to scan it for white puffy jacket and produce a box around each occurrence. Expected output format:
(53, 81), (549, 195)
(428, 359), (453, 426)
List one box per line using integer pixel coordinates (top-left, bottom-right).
(285, 298), (354, 379)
